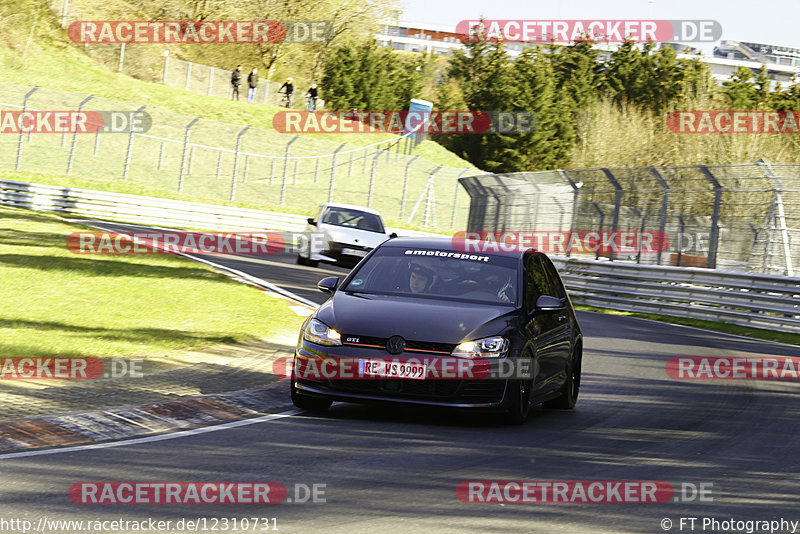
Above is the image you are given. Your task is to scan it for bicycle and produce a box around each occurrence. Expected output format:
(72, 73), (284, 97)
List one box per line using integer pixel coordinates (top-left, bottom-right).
(278, 90), (292, 108)
(305, 93), (318, 112)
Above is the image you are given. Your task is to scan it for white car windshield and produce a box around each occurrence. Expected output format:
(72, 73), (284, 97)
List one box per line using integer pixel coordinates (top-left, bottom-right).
(321, 208), (385, 233)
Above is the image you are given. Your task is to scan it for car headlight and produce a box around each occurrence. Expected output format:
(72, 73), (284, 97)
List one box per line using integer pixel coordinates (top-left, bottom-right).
(303, 318), (342, 346)
(451, 336), (509, 358)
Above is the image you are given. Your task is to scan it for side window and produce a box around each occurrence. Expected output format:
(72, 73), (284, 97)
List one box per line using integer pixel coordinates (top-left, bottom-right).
(525, 254), (550, 311)
(540, 256), (566, 299)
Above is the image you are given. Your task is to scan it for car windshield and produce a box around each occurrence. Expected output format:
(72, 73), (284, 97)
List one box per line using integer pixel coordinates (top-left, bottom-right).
(321, 207), (385, 233)
(342, 246), (519, 305)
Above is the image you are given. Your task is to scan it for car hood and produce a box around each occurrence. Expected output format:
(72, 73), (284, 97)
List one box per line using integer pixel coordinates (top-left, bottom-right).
(316, 291), (518, 344)
(319, 224), (388, 248)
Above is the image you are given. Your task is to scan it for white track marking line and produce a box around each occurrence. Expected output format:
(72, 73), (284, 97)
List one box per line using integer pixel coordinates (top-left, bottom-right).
(0, 410), (301, 460)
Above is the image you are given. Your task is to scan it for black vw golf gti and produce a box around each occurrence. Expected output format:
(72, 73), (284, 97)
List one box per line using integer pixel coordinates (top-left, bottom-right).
(291, 237), (582, 424)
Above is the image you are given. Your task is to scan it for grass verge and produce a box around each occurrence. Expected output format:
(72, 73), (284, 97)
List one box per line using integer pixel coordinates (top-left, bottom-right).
(0, 205), (306, 359)
(575, 304), (800, 346)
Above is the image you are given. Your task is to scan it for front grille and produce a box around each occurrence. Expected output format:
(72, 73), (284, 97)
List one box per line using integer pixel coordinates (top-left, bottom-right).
(342, 335), (454, 354)
(298, 377), (504, 404)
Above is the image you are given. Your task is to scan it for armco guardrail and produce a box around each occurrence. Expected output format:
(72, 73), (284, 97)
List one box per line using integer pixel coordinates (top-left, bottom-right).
(0, 179), (439, 237)
(0, 178), (308, 232)
(552, 257), (800, 333)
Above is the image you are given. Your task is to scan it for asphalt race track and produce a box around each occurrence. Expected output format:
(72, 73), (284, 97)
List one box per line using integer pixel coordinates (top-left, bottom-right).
(2, 221), (799, 533)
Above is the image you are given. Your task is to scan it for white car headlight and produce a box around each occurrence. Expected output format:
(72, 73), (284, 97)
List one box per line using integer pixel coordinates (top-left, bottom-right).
(451, 336), (509, 358)
(303, 318), (342, 346)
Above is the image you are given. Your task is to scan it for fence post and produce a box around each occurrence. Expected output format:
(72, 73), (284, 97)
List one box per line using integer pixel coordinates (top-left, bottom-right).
(698, 165), (722, 270)
(450, 169), (470, 229)
(157, 141), (165, 171)
(162, 51), (169, 84)
(591, 203), (605, 261)
(67, 94), (94, 174)
(60, 0), (69, 27)
(648, 167), (670, 266)
(400, 156), (419, 218)
(601, 168), (623, 261)
(177, 116), (199, 190)
(118, 42), (126, 72)
(188, 146), (195, 175)
(347, 152), (354, 176)
(408, 165), (441, 227)
(207, 66), (214, 96)
(229, 126), (251, 201)
(279, 135), (300, 205)
(243, 155), (250, 183)
(362, 148), (369, 173)
(328, 144), (346, 203)
(184, 61), (192, 91)
(269, 159), (276, 185)
(216, 152), (223, 179)
(293, 160), (299, 185)
(558, 170), (583, 257)
(15, 86), (38, 172)
(122, 105), (147, 180)
(367, 151), (381, 208)
(758, 159), (794, 276)
(314, 157), (320, 183)
(676, 215), (686, 267)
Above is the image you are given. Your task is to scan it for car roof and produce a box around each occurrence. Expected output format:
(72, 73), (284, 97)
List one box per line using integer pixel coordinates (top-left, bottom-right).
(380, 236), (536, 259)
(320, 203), (383, 216)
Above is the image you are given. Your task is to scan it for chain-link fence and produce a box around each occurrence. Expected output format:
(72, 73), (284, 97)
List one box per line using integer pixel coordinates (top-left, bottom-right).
(459, 163), (800, 275)
(0, 82), (475, 232)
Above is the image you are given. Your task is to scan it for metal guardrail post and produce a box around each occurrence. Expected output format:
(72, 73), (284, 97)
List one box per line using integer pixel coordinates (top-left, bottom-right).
(648, 167), (670, 266)
(368, 151), (381, 208)
(67, 95), (94, 174)
(229, 126), (250, 201)
(400, 156), (419, 218)
(451, 169), (470, 229)
(757, 159), (794, 277)
(15, 86), (39, 172)
(279, 135), (299, 205)
(698, 165), (722, 269)
(601, 168), (623, 261)
(559, 169), (583, 257)
(177, 116), (199, 190)
(328, 144), (346, 203)
(676, 215), (686, 267)
(123, 105), (147, 180)
(591, 203), (605, 260)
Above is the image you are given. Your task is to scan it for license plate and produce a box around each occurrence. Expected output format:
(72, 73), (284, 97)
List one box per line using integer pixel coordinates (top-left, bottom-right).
(358, 359), (426, 380)
(342, 248), (368, 257)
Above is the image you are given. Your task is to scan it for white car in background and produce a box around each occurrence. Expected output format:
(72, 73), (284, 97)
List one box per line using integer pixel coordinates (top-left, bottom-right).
(296, 203), (396, 268)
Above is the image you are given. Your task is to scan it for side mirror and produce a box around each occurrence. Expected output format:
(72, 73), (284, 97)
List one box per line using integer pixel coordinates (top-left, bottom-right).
(317, 276), (339, 294)
(535, 295), (565, 311)
(307, 217), (317, 226)
(389, 232), (398, 238)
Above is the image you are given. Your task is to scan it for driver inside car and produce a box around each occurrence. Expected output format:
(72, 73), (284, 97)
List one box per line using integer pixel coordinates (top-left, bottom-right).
(408, 263), (436, 294)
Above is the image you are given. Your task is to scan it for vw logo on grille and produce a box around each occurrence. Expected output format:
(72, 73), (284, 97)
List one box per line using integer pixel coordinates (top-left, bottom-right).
(386, 335), (406, 355)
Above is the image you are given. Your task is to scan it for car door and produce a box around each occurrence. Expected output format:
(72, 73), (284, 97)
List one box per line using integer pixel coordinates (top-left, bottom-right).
(523, 253), (562, 395)
(540, 254), (574, 388)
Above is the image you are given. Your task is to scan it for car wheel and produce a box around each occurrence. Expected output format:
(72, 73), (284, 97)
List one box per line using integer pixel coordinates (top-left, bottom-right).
(504, 379), (532, 425)
(296, 254), (308, 266)
(291, 380), (332, 411)
(544, 344), (581, 410)
(296, 253), (318, 267)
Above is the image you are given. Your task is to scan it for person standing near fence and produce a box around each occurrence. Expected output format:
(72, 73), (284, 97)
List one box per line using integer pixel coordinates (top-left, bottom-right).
(247, 68), (259, 103)
(231, 65), (242, 100)
(306, 83), (319, 112)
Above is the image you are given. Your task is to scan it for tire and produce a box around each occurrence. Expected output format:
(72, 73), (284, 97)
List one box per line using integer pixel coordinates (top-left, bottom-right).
(296, 252), (318, 267)
(291, 380), (332, 412)
(504, 379), (532, 425)
(544, 345), (581, 410)
(296, 254), (308, 266)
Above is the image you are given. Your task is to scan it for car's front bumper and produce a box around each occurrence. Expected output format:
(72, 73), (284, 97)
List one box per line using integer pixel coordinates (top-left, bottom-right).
(293, 341), (514, 409)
